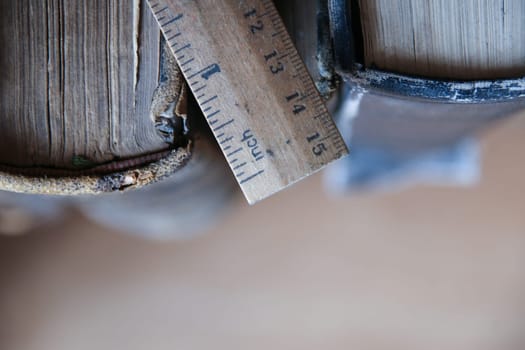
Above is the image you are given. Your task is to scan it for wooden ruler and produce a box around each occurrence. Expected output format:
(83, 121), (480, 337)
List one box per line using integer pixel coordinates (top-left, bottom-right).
(147, 0), (348, 204)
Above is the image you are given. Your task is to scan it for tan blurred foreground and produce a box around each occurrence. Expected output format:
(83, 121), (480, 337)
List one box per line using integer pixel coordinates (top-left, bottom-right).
(0, 113), (524, 350)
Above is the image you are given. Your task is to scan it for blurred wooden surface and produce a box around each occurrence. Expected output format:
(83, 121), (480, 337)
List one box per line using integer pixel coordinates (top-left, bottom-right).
(358, 0), (525, 79)
(0, 0), (166, 168)
(0, 112), (524, 350)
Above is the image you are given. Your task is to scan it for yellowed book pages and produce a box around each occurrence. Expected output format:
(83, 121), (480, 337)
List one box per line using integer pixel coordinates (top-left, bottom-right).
(358, 0), (525, 79)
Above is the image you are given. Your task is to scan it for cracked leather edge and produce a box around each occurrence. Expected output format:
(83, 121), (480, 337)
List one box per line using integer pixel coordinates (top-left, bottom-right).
(0, 142), (192, 195)
(343, 67), (525, 104)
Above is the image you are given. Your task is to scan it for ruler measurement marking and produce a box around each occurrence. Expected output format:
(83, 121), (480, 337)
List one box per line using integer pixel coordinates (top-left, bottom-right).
(271, 19), (285, 31)
(292, 61), (305, 71)
(290, 55), (303, 65)
(193, 86), (206, 94)
(323, 120), (339, 129)
(262, 1), (273, 9)
(317, 130), (341, 144)
(207, 110), (221, 119)
(322, 120), (335, 128)
(161, 13), (184, 27)
(299, 92), (315, 101)
(332, 136), (345, 145)
(283, 44), (296, 54)
(272, 22), (288, 33)
(180, 57), (194, 66)
(147, 0), (348, 204)
(166, 33), (181, 42)
(314, 102), (331, 110)
(293, 66), (306, 77)
(333, 134), (346, 142)
(213, 119), (234, 131)
(227, 147), (243, 157)
(233, 162), (247, 170)
(201, 95), (218, 105)
(154, 7), (168, 15)
(240, 170), (265, 185)
(334, 141), (346, 150)
(269, 13), (280, 21)
(220, 136), (234, 145)
(174, 43), (191, 54)
(187, 64), (218, 81)
(269, 16), (281, 24)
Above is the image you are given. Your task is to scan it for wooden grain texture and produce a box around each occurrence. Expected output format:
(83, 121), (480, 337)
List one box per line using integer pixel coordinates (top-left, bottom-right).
(357, 0), (525, 79)
(148, 0), (347, 204)
(0, 0), (167, 169)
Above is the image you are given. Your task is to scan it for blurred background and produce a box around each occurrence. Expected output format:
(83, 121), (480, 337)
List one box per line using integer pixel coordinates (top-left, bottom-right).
(0, 111), (523, 350)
